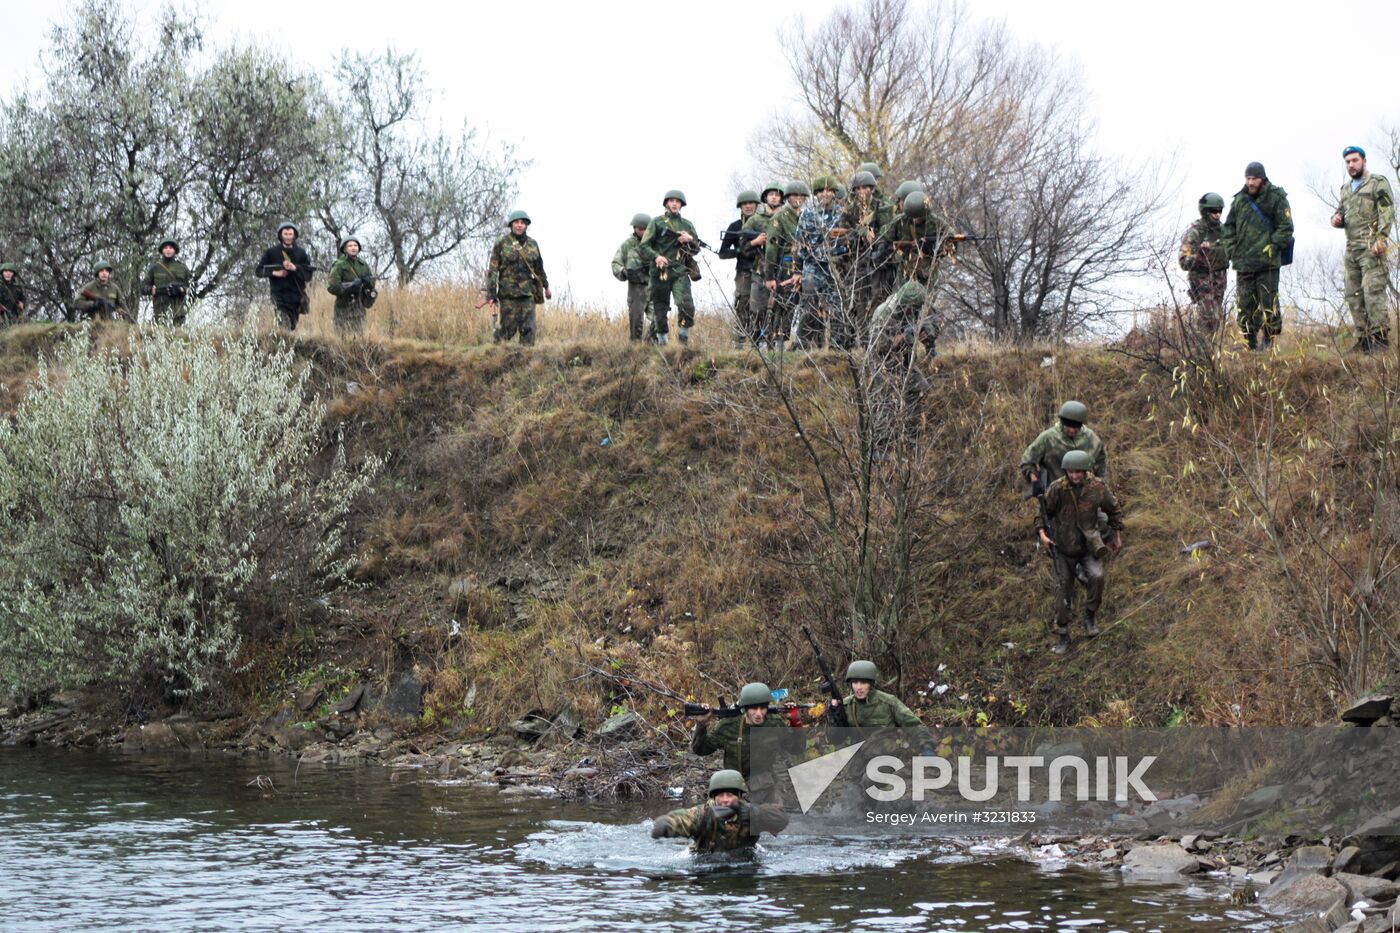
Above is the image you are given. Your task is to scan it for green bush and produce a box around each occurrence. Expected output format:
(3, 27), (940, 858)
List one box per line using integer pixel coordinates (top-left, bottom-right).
(0, 328), (380, 698)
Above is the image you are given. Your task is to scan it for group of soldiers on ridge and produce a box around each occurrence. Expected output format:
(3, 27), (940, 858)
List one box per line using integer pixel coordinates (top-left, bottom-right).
(652, 396), (1122, 852)
(1178, 148), (1394, 352)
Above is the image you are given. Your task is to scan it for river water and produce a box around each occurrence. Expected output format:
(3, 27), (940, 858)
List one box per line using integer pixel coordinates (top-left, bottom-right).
(0, 748), (1276, 931)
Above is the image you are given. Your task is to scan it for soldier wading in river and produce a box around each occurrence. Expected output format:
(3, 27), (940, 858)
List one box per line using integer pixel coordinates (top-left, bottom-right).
(650, 769), (788, 854)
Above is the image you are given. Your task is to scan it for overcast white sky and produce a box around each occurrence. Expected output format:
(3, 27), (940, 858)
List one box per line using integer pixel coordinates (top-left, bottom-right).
(1, 0), (1396, 316)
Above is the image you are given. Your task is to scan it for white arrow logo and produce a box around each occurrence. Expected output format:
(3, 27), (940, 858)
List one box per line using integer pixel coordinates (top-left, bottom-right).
(788, 741), (865, 814)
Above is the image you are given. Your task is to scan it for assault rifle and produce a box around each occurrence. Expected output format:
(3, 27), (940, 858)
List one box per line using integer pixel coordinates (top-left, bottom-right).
(802, 625), (850, 727)
(890, 233), (996, 252)
(682, 702), (815, 720)
(259, 263), (318, 276)
(79, 290), (134, 323)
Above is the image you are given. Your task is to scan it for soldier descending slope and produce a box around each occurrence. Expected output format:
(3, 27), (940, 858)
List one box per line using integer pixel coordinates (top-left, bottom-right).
(1019, 400), (1107, 492)
(650, 769), (789, 854)
(484, 210), (551, 346)
(1178, 193), (1229, 332)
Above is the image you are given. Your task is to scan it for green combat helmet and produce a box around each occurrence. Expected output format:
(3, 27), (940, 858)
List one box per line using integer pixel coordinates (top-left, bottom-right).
(662, 189), (687, 207)
(785, 180), (812, 198)
(158, 239), (179, 254)
(0, 263), (18, 275)
(1198, 192), (1225, 214)
(505, 209), (531, 226)
(902, 190), (928, 218)
(1061, 449), (1093, 472)
(858, 161), (884, 180)
(736, 683), (771, 708)
(845, 660), (879, 683)
(93, 260), (114, 274)
(835, 183), (848, 201)
(893, 180), (922, 203)
(708, 769), (748, 797)
(630, 212), (652, 229)
(812, 174), (837, 194)
(339, 236), (362, 253)
(760, 180), (786, 200)
(1058, 400), (1088, 424)
(850, 170), (877, 190)
(736, 190), (760, 207)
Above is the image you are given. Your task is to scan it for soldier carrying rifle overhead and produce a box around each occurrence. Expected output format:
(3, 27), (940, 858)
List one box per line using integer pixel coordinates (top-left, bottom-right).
(689, 681), (804, 803)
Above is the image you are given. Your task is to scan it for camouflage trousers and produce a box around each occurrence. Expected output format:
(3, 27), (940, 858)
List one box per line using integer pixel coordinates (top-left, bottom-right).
(764, 284), (798, 343)
(1187, 270), (1227, 329)
(1235, 268), (1282, 340)
(626, 280), (649, 341)
(494, 296), (536, 346)
(1053, 551), (1105, 632)
(1344, 246), (1392, 337)
(334, 301), (367, 334)
(151, 297), (186, 327)
(794, 270), (839, 349)
(733, 271), (757, 344)
(649, 272), (695, 336)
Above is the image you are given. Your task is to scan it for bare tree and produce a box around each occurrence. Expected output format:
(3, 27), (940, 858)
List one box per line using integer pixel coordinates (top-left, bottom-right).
(316, 49), (525, 286)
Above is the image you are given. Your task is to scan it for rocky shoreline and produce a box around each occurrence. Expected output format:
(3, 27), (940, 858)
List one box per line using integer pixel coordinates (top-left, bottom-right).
(6, 689), (1400, 931)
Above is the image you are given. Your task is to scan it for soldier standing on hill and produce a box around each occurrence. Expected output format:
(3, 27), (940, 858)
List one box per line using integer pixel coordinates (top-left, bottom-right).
(255, 222), (314, 330)
(742, 181), (784, 346)
(793, 175), (844, 350)
(1178, 194), (1229, 332)
(484, 210), (551, 346)
(325, 236), (376, 334)
(1331, 146), (1395, 352)
(837, 170), (894, 342)
(638, 190), (700, 346)
(612, 213), (654, 342)
(74, 261), (129, 322)
(1221, 162), (1293, 351)
(0, 264), (26, 322)
(763, 180), (810, 352)
(141, 239), (191, 326)
(719, 191), (762, 346)
(1035, 450), (1125, 655)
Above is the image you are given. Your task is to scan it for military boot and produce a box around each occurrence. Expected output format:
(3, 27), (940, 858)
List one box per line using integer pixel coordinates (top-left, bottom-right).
(1083, 610), (1100, 638)
(656, 333), (669, 346)
(678, 326), (690, 345)
(1052, 630), (1070, 655)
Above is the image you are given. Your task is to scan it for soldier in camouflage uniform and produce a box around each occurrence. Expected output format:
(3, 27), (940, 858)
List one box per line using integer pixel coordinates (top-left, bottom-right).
(485, 210), (551, 346)
(690, 682), (805, 803)
(835, 170), (895, 344)
(836, 661), (935, 776)
(743, 182), (784, 345)
(1331, 146), (1395, 351)
(1019, 400), (1107, 491)
(73, 261), (129, 322)
(1221, 162), (1293, 351)
(1035, 450), (1125, 655)
(1178, 193), (1229, 332)
(0, 264), (26, 323)
(878, 190), (947, 291)
(763, 181), (810, 351)
(650, 769), (789, 854)
(718, 191), (761, 346)
(140, 239), (191, 326)
(612, 213), (654, 342)
(793, 175), (844, 350)
(638, 190), (700, 345)
(325, 236), (377, 334)
(865, 279), (934, 455)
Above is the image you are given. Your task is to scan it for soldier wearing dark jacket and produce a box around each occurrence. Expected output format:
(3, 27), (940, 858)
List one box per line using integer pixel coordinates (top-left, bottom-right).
(650, 770), (788, 854)
(255, 222), (314, 330)
(0, 264), (25, 322)
(325, 236), (376, 334)
(1035, 450), (1125, 655)
(73, 261), (128, 322)
(719, 190), (761, 346)
(1221, 162), (1293, 350)
(141, 239), (192, 326)
(485, 210), (550, 346)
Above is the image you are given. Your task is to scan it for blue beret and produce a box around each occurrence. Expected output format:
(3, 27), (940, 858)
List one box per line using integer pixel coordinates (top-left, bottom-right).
(1343, 146), (1366, 158)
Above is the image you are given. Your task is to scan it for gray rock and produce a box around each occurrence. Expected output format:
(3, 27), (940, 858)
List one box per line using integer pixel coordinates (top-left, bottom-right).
(332, 683), (366, 715)
(1334, 845), (1361, 874)
(1362, 916), (1394, 933)
(1259, 868), (1349, 914)
(381, 674), (424, 717)
(1121, 844), (1201, 879)
(511, 712), (553, 739)
(1342, 695), (1393, 725)
(137, 722), (183, 750)
(1290, 844), (1334, 873)
(296, 682), (325, 712)
(447, 577), (473, 601)
(1334, 871), (1398, 902)
(272, 726), (317, 751)
(597, 711), (642, 740)
(372, 726), (396, 742)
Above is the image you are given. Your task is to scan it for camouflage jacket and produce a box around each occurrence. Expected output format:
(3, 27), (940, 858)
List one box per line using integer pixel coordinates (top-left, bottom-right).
(1338, 172), (1395, 248)
(326, 255), (374, 311)
(638, 212), (699, 270)
(141, 258), (191, 299)
(1178, 215), (1227, 274)
(0, 277), (24, 316)
(763, 203), (802, 281)
(652, 800), (789, 853)
(74, 279), (127, 316)
(487, 233), (548, 301)
(692, 714), (804, 778)
(1221, 181), (1293, 272)
(795, 199), (844, 278)
(739, 207), (772, 269)
(1019, 423), (1107, 485)
(878, 211), (947, 285)
(1036, 475), (1124, 556)
(838, 194), (895, 259)
(611, 233), (648, 285)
